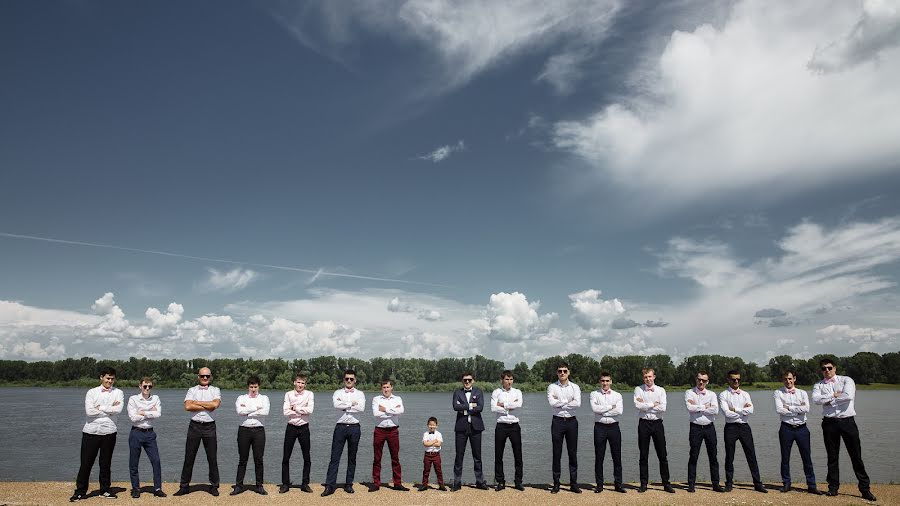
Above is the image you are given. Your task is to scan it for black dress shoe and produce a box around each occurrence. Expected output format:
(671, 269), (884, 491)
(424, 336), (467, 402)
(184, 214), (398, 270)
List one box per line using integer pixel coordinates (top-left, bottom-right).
(256, 486), (268, 495)
(438, 485), (447, 491)
(300, 484), (312, 493)
(229, 485), (244, 496)
(754, 483), (768, 493)
(392, 484), (410, 491)
(862, 491), (877, 501)
(550, 484), (560, 494)
(614, 485), (626, 493)
(826, 489), (839, 496)
(724, 483), (733, 492)
(344, 485), (355, 494)
(513, 483), (525, 491)
(638, 484), (647, 493)
(321, 487), (335, 497)
(131, 489), (140, 498)
(172, 488), (189, 496)
(475, 482), (490, 490)
(278, 484), (290, 494)
(451, 483), (461, 492)
(209, 487), (219, 497)
(152, 489), (166, 498)
(495, 482), (505, 491)
(687, 486), (696, 493)
(416, 484), (428, 491)
(368, 484), (380, 492)
(663, 484), (675, 493)
(571, 484), (581, 493)
(713, 485), (725, 492)
(807, 488), (823, 495)
(594, 485), (602, 493)
(780, 485), (790, 492)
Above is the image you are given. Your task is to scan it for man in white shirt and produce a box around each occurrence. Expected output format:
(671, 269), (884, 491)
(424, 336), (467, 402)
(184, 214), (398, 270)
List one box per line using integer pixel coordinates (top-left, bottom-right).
(280, 373), (314, 494)
(720, 370), (766, 493)
(547, 361), (581, 494)
(491, 370), (524, 491)
(634, 367), (673, 493)
(685, 370), (722, 493)
(370, 378), (408, 491)
(322, 369), (365, 496)
(174, 367), (221, 497)
(231, 375), (270, 496)
(590, 371), (625, 494)
(71, 367), (124, 502)
(127, 376), (165, 499)
(773, 370), (822, 495)
(812, 357), (875, 501)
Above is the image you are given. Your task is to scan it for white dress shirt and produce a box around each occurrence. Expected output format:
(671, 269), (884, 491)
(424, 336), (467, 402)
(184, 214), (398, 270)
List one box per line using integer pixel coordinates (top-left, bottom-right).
(774, 387), (810, 425)
(685, 387), (719, 425)
(590, 388), (623, 424)
(423, 430), (443, 453)
(491, 387), (523, 424)
(634, 384), (667, 420)
(127, 393), (161, 429)
(83, 386), (124, 435)
(283, 389), (314, 426)
(184, 385), (221, 423)
(371, 394), (404, 428)
(812, 375), (857, 418)
(333, 388), (365, 424)
(236, 393), (270, 427)
(720, 388), (754, 424)
(547, 381), (581, 418)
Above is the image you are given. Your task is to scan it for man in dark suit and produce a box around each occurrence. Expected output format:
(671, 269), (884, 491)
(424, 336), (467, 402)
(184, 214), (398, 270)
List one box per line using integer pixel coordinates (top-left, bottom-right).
(451, 372), (489, 491)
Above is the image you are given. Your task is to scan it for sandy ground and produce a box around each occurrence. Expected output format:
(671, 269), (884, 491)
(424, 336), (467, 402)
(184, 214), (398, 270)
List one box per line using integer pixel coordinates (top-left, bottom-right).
(0, 481), (891, 505)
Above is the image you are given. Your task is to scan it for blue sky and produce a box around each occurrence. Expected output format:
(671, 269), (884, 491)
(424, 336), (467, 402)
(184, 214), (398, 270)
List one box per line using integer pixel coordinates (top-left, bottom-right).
(2, 0), (899, 366)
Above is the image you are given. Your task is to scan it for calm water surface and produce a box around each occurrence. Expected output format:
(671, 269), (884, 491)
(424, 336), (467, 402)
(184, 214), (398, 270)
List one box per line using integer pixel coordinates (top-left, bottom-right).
(1, 387), (897, 485)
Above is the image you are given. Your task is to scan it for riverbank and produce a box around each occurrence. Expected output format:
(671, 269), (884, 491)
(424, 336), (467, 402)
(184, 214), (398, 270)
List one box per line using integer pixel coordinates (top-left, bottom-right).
(0, 481), (890, 505)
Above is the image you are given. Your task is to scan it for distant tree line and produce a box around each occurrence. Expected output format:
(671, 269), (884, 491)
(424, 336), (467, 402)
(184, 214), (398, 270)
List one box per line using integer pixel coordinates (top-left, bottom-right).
(1, 351), (897, 390)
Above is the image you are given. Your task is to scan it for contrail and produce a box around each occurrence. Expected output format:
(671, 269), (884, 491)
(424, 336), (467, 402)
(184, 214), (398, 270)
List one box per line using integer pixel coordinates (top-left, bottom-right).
(0, 232), (450, 288)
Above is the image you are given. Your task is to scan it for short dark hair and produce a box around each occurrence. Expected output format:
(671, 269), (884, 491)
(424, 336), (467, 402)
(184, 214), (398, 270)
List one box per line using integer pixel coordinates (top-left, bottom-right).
(556, 361), (570, 370)
(501, 370), (513, 379)
(381, 378), (394, 387)
(599, 371), (612, 380)
(726, 370), (740, 377)
(696, 370), (710, 378)
(460, 371), (474, 380)
(819, 357), (836, 368)
(781, 370), (796, 379)
(99, 367), (116, 377)
(344, 369), (356, 377)
(427, 416), (438, 425)
(294, 373), (308, 382)
(247, 375), (261, 386)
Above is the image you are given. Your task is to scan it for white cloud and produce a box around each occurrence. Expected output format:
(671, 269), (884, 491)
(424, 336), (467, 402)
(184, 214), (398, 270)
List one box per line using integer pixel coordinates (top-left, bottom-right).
(552, 0), (900, 207)
(417, 140), (465, 163)
(474, 292), (557, 343)
(816, 324), (900, 351)
(536, 50), (588, 95)
(200, 268), (259, 293)
(809, 0), (900, 73)
(569, 289), (625, 330)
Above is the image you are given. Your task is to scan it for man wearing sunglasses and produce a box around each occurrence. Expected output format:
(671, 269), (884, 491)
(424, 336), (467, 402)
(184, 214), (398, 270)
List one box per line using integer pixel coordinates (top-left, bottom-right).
(174, 367), (221, 497)
(127, 377), (165, 498)
(684, 371), (721, 493)
(719, 370), (766, 493)
(812, 357), (875, 502)
(451, 372), (488, 491)
(322, 370), (365, 496)
(547, 361), (581, 493)
(774, 370), (822, 494)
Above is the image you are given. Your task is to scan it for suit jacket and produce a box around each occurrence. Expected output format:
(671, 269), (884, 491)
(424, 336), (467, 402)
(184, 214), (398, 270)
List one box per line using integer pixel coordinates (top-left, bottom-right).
(452, 387), (485, 432)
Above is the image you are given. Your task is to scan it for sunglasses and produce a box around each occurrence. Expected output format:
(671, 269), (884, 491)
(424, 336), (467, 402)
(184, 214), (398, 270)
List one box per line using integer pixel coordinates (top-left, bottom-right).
(141, 385), (153, 389)
(697, 378), (709, 383)
(462, 378), (474, 383)
(821, 366), (834, 371)
(729, 377), (741, 382)
(198, 375), (211, 379)
(556, 369), (569, 374)
(344, 377), (356, 381)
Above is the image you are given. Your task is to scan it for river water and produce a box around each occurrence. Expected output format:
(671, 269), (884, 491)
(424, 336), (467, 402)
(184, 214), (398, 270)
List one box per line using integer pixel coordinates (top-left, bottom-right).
(1, 387), (897, 485)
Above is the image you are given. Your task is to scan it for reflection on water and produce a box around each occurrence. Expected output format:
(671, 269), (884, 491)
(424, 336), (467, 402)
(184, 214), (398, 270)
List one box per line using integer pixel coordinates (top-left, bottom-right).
(2, 387), (897, 484)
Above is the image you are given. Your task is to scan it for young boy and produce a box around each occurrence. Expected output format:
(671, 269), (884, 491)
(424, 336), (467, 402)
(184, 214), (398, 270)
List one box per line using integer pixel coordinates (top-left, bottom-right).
(418, 417), (445, 491)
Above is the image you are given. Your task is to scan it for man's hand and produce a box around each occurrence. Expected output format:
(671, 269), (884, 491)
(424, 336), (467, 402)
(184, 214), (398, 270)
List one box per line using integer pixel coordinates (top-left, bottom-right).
(653, 401), (661, 407)
(688, 399), (697, 405)
(497, 401), (505, 408)
(833, 390), (842, 398)
(744, 402), (752, 408)
(379, 404), (386, 412)
(636, 397), (644, 403)
(112, 400), (121, 406)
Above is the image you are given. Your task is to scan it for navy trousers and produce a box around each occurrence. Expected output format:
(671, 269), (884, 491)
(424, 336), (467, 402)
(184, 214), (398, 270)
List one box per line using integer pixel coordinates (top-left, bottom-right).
(325, 424), (361, 487)
(778, 422), (816, 488)
(128, 428), (162, 491)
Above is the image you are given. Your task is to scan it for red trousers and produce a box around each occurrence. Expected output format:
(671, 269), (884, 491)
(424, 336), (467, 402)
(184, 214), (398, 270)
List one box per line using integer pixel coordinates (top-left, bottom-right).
(422, 452), (444, 486)
(372, 426), (401, 486)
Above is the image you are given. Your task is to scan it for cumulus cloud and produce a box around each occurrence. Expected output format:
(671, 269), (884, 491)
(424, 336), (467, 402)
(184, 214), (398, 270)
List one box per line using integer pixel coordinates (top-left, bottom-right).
(816, 324), (900, 351)
(755, 308), (787, 318)
(569, 289), (626, 330)
(416, 140), (465, 163)
(472, 292), (557, 343)
(552, 0), (900, 207)
(200, 268), (259, 293)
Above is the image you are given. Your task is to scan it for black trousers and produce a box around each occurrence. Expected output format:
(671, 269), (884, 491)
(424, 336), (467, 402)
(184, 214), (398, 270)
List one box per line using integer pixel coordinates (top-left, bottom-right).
(688, 423), (720, 486)
(637, 419), (670, 485)
(550, 416), (577, 485)
(180, 421), (219, 488)
(822, 417), (871, 493)
(236, 426), (265, 487)
(594, 422), (622, 487)
(494, 422), (523, 485)
(325, 423), (360, 487)
(281, 424), (311, 486)
(75, 432), (117, 494)
(453, 423), (485, 485)
(724, 423), (761, 485)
